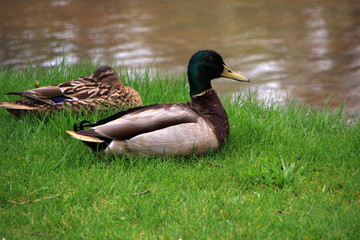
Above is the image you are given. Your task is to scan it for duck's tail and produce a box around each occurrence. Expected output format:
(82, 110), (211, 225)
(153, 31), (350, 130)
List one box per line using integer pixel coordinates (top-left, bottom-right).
(66, 120), (110, 152)
(0, 102), (37, 110)
(65, 130), (104, 143)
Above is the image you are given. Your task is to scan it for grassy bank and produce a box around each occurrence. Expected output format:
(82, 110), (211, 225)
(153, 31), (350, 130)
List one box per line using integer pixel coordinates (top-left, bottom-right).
(0, 62), (359, 239)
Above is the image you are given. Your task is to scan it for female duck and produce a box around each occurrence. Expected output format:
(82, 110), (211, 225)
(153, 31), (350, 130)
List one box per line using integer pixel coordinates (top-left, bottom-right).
(67, 50), (249, 156)
(0, 66), (142, 116)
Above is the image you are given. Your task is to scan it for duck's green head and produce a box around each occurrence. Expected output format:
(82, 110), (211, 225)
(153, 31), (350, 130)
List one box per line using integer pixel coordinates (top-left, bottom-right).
(187, 50), (250, 96)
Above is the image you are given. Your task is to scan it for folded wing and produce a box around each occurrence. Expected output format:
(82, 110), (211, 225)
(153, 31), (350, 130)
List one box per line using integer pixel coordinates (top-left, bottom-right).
(6, 77), (100, 105)
(73, 103), (199, 141)
(7, 85), (63, 105)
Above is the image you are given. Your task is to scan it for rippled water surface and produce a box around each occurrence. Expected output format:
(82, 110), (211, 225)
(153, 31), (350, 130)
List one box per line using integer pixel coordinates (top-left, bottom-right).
(1, 0), (359, 115)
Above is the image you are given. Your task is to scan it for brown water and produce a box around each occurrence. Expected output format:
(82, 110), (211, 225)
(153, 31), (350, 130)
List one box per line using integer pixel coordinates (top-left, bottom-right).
(1, 0), (359, 116)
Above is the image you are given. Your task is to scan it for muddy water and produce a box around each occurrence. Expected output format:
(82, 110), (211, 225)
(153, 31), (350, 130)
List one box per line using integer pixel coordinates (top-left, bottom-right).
(0, 0), (359, 116)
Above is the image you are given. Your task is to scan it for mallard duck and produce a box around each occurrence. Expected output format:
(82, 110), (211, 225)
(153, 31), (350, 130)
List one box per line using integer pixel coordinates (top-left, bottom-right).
(66, 50), (250, 156)
(0, 66), (142, 116)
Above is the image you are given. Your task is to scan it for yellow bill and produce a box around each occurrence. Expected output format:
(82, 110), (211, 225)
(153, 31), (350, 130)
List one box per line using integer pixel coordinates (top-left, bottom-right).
(221, 64), (250, 82)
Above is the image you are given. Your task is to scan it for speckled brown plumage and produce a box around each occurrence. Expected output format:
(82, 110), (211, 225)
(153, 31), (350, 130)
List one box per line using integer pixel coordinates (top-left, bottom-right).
(0, 66), (142, 116)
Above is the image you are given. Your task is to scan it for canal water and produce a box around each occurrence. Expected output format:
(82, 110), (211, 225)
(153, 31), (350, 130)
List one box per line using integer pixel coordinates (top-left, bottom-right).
(0, 0), (359, 116)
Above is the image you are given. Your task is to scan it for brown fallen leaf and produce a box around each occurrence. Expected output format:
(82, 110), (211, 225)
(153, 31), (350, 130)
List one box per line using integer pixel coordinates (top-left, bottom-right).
(20, 194), (61, 204)
(131, 190), (150, 196)
(275, 209), (288, 214)
(28, 232), (57, 236)
(205, 161), (221, 167)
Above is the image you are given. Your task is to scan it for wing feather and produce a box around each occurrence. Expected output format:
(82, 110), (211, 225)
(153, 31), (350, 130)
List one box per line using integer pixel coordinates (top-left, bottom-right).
(7, 86), (63, 105)
(76, 103), (198, 141)
(58, 77), (101, 99)
(6, 77), (97, 105)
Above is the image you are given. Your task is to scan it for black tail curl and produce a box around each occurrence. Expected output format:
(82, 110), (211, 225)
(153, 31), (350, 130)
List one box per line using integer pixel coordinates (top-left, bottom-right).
(72, 120), (110, 153)
(73, 120), (92, 132)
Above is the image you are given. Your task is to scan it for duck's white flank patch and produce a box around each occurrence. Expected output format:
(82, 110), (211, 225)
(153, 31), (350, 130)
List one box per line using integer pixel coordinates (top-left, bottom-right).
(105, 117), (218, 156)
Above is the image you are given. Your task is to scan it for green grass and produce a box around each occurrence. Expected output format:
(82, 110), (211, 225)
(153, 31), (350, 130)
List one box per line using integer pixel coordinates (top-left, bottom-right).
(0, 62), (359, 239)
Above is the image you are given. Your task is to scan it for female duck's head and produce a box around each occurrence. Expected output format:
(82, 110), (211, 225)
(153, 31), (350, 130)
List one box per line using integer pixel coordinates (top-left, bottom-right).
(187, 50), (249, 96)
(92, 66), (122, 87)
